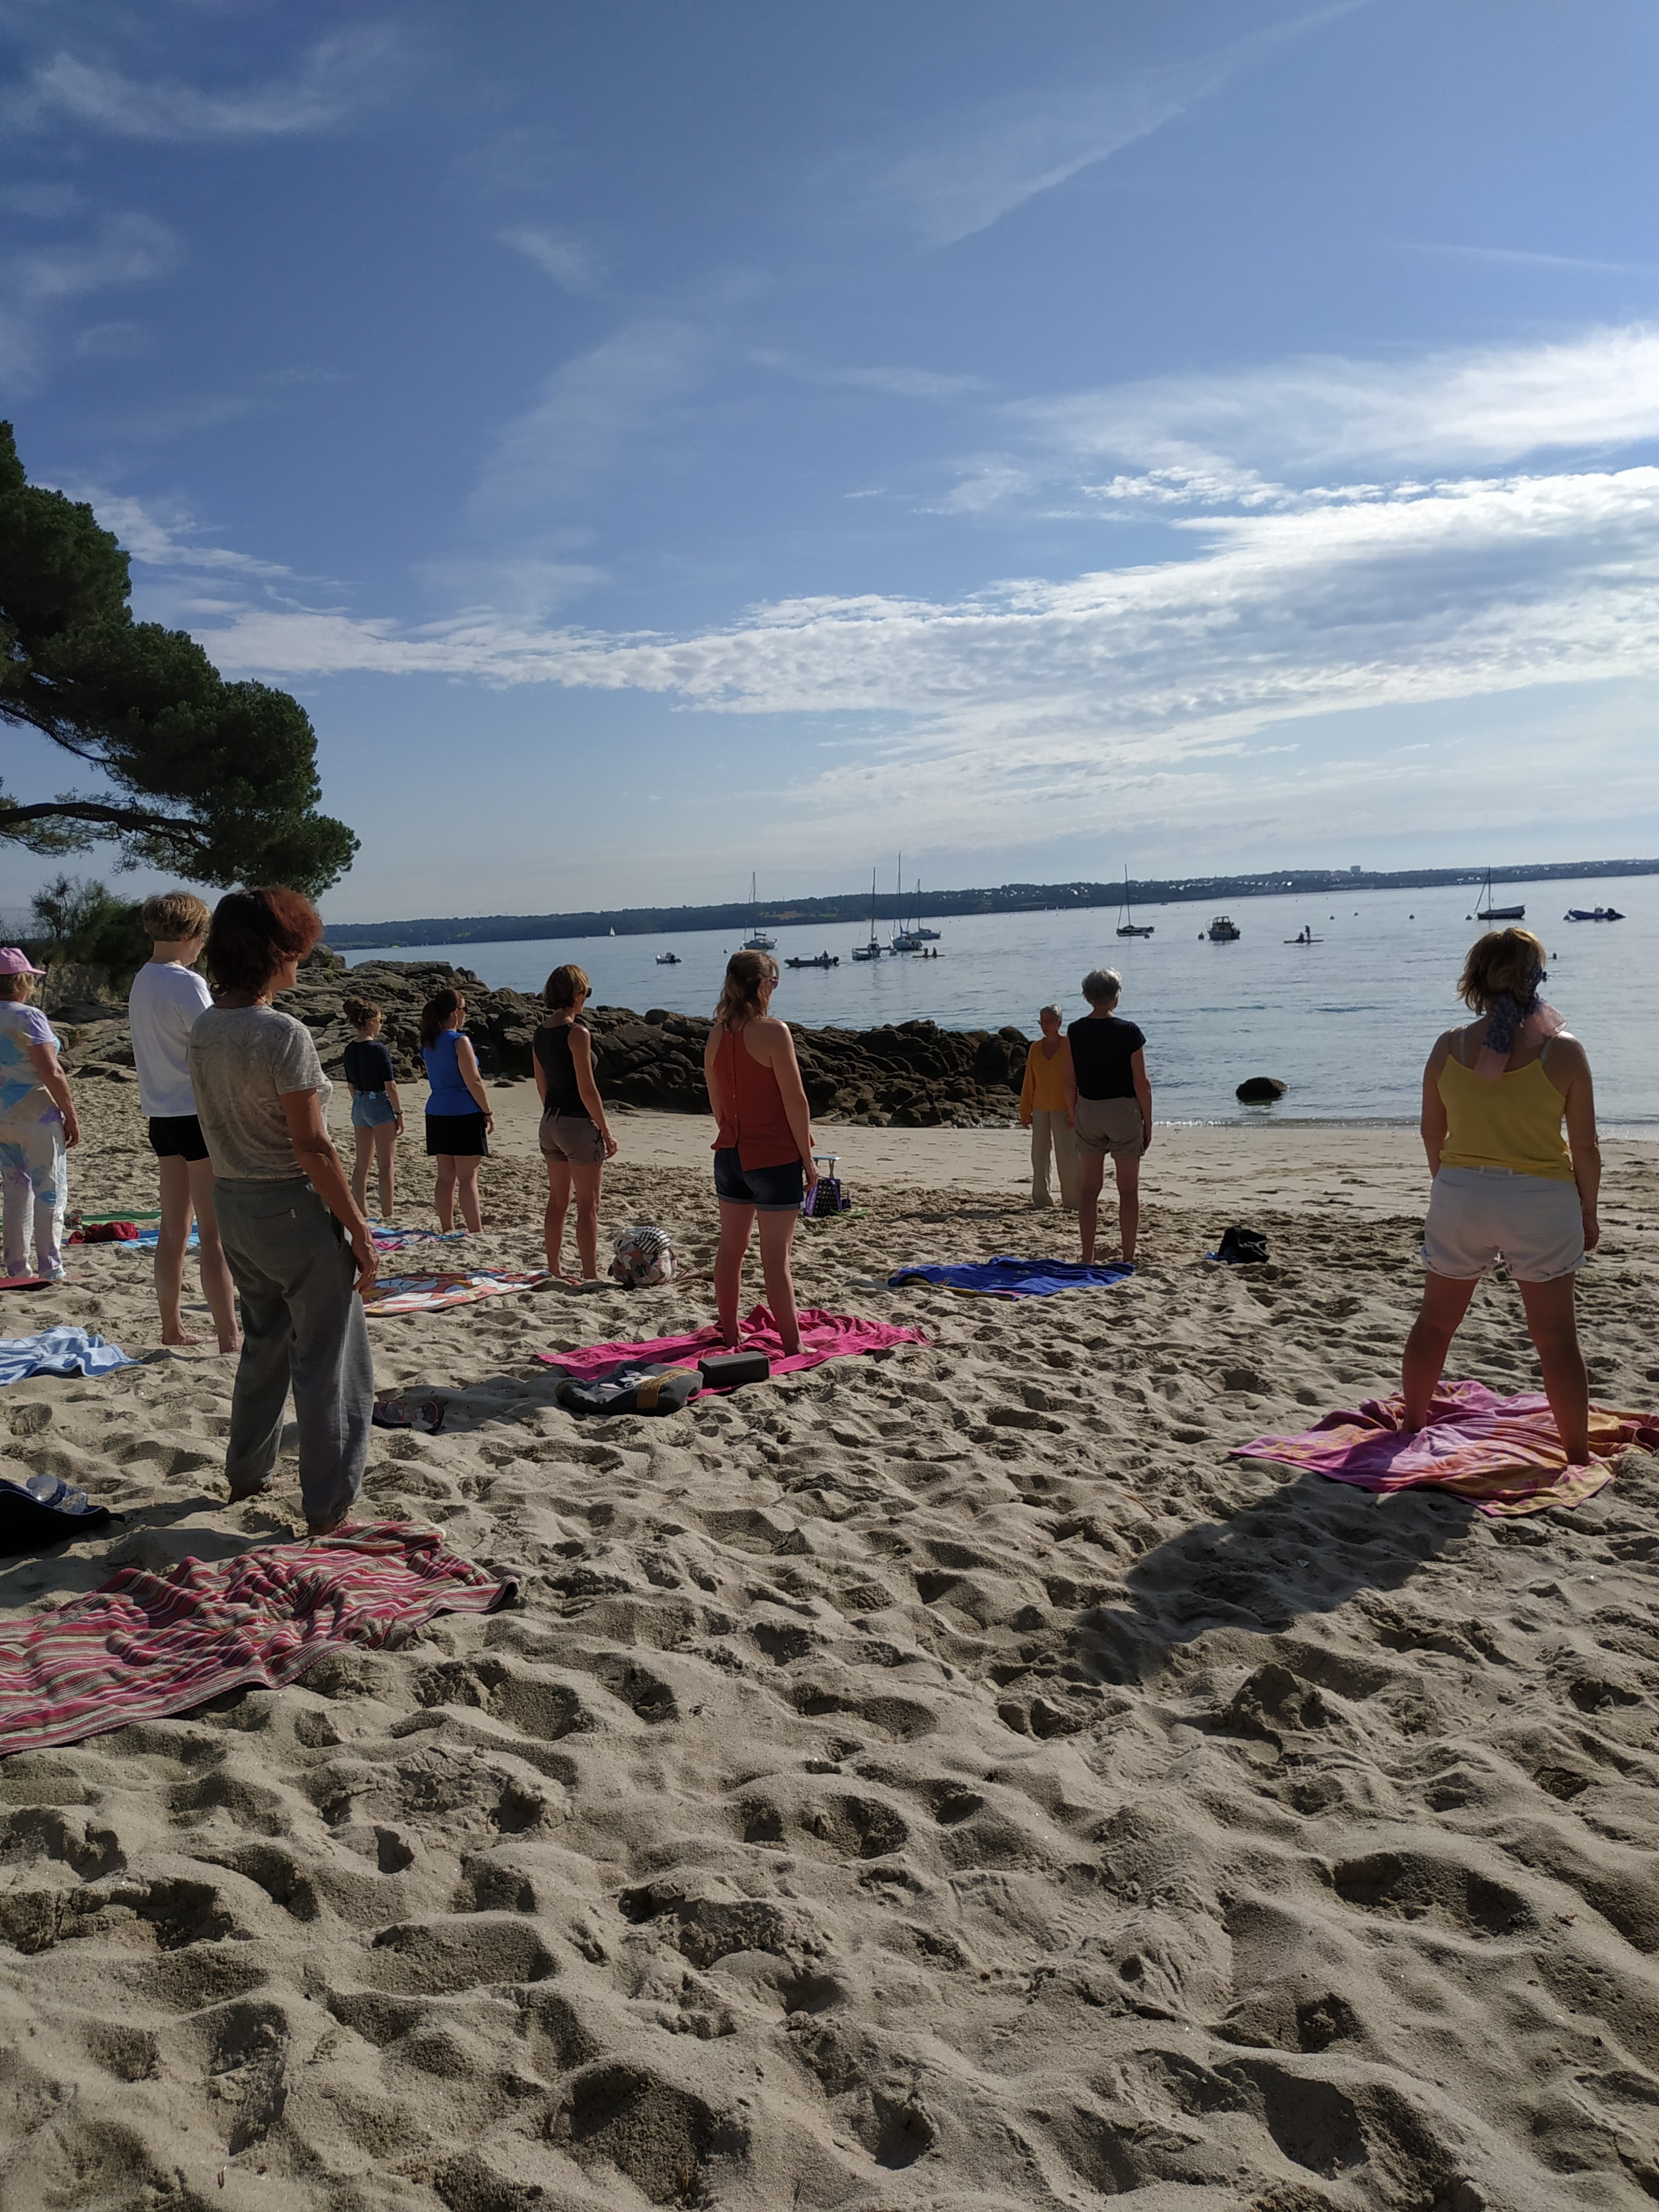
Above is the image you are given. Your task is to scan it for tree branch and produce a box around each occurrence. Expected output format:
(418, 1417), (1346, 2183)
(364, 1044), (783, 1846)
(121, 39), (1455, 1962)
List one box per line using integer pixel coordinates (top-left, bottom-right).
(0, 797), (212, 850)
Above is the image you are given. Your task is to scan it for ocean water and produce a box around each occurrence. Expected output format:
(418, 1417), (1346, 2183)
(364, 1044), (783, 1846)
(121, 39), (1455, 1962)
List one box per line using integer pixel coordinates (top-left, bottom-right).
(342, 872), (1654, 1128)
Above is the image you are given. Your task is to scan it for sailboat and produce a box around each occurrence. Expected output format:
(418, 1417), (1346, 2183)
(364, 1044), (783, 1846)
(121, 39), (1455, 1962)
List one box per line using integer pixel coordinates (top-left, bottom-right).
(1115, 867), (1154, 938)
(851, 868), (884, 961)
(1475, 868), (1524, 922)
(890, 860), (926, 953)
(741, 873), (776, 951)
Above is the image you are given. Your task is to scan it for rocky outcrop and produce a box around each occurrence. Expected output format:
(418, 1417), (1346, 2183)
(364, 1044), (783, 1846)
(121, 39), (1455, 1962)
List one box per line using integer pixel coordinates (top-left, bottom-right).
(1235, 1076), (1287, 1103)
(60, 951), (1028, 1129)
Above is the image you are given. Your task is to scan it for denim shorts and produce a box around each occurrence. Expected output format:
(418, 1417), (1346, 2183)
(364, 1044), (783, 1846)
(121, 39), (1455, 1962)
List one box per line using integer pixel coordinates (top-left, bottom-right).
(713, 1146), (804, 1212)
(351, 1092), (398, 1130)
(1422, 1165), (1584, 1282)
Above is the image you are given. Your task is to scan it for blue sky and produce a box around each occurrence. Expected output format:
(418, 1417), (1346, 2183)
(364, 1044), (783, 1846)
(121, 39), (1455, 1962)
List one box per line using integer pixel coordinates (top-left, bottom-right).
(5, 0), (1659, 923)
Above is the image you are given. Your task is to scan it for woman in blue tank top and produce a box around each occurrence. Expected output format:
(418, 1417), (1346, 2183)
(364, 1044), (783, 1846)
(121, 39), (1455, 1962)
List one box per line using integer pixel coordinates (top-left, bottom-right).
(419, 989), (493, 1232)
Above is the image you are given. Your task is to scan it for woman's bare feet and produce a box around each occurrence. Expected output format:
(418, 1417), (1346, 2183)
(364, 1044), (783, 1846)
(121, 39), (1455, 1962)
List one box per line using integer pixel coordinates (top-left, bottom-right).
(161, 1328), (206, 1348)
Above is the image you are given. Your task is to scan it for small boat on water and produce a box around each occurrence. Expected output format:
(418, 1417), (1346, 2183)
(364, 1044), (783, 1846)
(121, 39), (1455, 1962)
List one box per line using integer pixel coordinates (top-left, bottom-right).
(741, 872), (776, 952)
(1115, 865), (1154, 938)
(1475, 868), (1524, 922)
(786, 952), (839, 968)
(1564, 906), (1624, 922)
(1284, 929), (1323, 943)
(1207, 915), (1241, 942)
(655, 952), (681, 965)
(852, 866), (884, 961)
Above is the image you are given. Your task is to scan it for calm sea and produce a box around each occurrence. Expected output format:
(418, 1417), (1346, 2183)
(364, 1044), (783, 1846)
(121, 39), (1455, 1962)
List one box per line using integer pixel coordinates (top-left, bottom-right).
(342, 873), (1655, 1129)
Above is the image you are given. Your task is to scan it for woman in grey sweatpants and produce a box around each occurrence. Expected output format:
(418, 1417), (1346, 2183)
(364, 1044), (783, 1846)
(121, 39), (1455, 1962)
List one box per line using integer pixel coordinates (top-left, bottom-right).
(188, 888), (379, 1535)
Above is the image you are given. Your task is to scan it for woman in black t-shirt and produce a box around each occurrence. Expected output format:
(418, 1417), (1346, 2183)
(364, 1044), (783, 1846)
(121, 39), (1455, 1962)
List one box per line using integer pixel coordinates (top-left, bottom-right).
(342, 996), (403, 1221)
(534, 964), (618, 1281)
(1063, 966), (1152, 1265)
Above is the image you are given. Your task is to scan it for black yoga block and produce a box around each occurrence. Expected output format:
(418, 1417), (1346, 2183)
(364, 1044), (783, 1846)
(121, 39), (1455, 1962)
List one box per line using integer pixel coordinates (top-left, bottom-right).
(698, 1350), (771, 1388)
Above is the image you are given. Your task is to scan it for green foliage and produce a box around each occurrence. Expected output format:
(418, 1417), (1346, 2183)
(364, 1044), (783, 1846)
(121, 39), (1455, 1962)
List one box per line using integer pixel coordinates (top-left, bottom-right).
(27, 873), (151, 992)
(0, 421), (358, 895)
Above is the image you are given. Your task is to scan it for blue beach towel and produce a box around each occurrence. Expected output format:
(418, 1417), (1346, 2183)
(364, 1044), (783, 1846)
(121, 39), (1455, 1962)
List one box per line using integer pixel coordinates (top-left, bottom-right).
(888, 1256), (1135, 1301)
(0, 1327), (136, 1385)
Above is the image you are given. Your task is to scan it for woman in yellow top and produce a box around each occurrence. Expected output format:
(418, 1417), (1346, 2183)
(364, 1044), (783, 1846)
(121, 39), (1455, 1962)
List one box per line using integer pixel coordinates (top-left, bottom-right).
(1402, 927), (1600, 1462)
(1019, 1005), (1078, 1210)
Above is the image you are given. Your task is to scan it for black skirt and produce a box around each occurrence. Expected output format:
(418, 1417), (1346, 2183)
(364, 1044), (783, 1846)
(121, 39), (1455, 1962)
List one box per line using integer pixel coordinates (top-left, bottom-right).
(425, 1110), (489, 1158)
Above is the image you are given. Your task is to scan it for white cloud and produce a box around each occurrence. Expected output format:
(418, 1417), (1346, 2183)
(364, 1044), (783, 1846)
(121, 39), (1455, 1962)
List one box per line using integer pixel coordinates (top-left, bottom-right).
(12, 211), (175, 302)
(468, 320), (708, 521)
(499, 227), (603, 293)
(186, 464), (1659, 847)
(752, 349), (989, 401)
(1397, 241), (1655, 277)
(1023, 325), (1659, 481)
(18, 29), (396, 141)
(860, 8), (1352, 246)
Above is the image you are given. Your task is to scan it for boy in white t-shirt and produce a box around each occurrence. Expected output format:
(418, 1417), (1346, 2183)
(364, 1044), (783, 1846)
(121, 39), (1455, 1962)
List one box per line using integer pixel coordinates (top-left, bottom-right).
(128, 891), (239, 1351)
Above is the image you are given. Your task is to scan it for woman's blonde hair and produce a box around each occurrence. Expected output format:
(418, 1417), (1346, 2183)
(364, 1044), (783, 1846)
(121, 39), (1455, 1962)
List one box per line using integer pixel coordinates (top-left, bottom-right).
(542, 964), (590, 1011)
(0, 975), (33, 1003)
(714, 949), (776, 1030)
(1458, 927), (1548, 1015)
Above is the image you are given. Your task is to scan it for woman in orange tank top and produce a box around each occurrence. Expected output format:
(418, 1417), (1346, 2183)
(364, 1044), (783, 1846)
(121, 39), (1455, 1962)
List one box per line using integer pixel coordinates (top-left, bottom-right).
(703, 951), (820, 1354)
(1402, 927), (1601, 1462)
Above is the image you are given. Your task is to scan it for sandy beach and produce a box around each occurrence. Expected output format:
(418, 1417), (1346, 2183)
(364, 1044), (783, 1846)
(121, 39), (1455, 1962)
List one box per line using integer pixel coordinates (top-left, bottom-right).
(3, 1078), (1658, 2210)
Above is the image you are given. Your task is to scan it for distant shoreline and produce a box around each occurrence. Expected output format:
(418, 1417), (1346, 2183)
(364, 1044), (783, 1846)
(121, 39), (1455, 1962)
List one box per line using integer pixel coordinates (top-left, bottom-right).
(322, 857), (1658, 948)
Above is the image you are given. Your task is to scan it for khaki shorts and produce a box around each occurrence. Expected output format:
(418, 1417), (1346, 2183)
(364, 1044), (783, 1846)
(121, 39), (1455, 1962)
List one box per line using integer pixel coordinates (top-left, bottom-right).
(1073, 1095), (1145, 1160)
(539, 1112), (606, 1167)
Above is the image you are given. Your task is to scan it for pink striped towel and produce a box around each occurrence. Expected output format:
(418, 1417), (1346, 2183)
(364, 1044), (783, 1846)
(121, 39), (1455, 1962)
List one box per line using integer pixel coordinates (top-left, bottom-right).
(0, 1521), (517, 1759)
(535, 1304), (927, 1388)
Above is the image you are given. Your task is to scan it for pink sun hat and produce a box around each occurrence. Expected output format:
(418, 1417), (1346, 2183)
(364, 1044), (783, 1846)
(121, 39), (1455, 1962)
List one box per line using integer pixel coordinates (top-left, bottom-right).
(0, 948), (46, 976)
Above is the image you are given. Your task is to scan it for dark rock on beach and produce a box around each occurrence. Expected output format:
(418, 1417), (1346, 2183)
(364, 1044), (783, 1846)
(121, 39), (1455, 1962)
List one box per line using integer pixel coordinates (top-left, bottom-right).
(57, 947), (1028, 1131)
(1235, 1076), (1288, 1103)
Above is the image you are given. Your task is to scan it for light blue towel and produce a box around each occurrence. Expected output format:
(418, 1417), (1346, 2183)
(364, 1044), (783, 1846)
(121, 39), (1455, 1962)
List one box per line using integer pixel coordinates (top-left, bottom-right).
(0, 1327), (135, 1385)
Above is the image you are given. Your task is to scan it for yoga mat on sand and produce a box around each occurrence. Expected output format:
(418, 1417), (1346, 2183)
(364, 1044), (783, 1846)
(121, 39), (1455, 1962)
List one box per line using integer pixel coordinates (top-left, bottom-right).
(0, 1522), (518, 1758)
(364, 1269), (549, 1317)
(1234, 1379), (1659, 1518)
(889, 1256), (1134, 1300)
(537, 1305), (927, 1390)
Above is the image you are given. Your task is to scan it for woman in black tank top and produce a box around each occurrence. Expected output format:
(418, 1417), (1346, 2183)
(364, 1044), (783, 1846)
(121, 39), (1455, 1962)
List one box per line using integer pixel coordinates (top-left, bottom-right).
(534, 964), (617, 1281)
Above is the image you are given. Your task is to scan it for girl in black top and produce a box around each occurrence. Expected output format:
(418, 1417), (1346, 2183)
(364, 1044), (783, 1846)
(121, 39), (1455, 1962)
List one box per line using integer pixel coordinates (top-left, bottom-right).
(1063, 967), (1152, 1265)
(342, 996), (403, 1221)
(534, 964), (617, 1280)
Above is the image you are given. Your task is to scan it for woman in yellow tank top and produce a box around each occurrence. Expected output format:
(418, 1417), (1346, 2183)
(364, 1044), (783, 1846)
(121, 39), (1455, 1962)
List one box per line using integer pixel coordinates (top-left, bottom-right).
(1402, 928), (1601, 1462)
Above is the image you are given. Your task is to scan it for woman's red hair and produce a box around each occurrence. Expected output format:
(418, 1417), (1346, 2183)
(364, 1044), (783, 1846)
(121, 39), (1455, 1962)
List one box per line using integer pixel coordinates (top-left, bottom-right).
(204, 887), (324, 997)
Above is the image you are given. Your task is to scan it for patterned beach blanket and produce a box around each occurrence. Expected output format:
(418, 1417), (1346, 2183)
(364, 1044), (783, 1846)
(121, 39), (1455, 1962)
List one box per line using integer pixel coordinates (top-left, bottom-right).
(0, 1521), (518, 1758)
(364, 1269), (549, 1317)
(537, 1305), (927, 1390)
(97, 1224), (463, 1256)
(1234, 1379), (1659, 1518)
(889, 1256), (1134, 1300)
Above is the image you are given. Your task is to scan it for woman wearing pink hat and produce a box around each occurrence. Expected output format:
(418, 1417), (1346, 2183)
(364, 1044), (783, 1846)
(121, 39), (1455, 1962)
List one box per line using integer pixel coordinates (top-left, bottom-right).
(0, 948), (80, 1282)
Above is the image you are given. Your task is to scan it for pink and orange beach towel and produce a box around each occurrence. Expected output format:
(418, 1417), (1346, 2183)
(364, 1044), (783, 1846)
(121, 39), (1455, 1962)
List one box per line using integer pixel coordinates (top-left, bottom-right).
(1234, 1379), (1658, 1517)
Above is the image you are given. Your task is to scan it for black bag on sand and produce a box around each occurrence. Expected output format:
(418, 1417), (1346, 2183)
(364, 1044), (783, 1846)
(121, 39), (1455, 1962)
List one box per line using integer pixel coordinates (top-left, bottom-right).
(698, 1349), (771, 1389)
(0, 1473), (114, 1556)
(1212, 1225), (1270, 1266)
(554, 1364), (702, 1417)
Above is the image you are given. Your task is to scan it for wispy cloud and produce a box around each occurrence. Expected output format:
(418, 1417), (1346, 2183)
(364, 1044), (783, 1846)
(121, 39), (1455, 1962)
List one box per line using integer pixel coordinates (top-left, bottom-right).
(752, 349), (990, 401)
(859, 8), (1353, 246)
(83, 492), (293, 579)
(1021, 325), (1659, 483)
(499, 227), (604, 294)
(16, 28), (398, 141)
(1397, 241), (1656, 278)
(186, 464), (1659, 847)
(468, 320), (709, 521)
(12, 210), (175, 302)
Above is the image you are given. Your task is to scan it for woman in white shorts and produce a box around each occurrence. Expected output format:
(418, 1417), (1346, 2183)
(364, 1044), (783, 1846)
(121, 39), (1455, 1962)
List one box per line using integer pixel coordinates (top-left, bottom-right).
(1402, 927), (1600, 1462)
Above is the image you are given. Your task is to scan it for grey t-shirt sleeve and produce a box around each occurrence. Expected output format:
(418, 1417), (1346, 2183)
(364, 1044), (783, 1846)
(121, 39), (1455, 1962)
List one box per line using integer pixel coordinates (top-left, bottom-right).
(270, 1015), (325, 1095)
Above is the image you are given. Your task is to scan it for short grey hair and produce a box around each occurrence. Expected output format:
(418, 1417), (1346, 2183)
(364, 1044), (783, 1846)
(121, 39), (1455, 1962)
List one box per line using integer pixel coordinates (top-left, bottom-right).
(1038, 1003), (1062, 1023)
(1082, 967), (1122, 1007)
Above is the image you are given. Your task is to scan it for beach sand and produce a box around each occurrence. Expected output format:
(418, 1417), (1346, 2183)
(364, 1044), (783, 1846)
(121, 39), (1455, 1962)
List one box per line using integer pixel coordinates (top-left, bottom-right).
(3, 1081), (1658, 2210)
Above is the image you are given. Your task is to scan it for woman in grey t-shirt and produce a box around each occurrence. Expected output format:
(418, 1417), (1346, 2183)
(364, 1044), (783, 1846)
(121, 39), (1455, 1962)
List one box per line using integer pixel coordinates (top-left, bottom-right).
(189, 889), (377, 1535)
